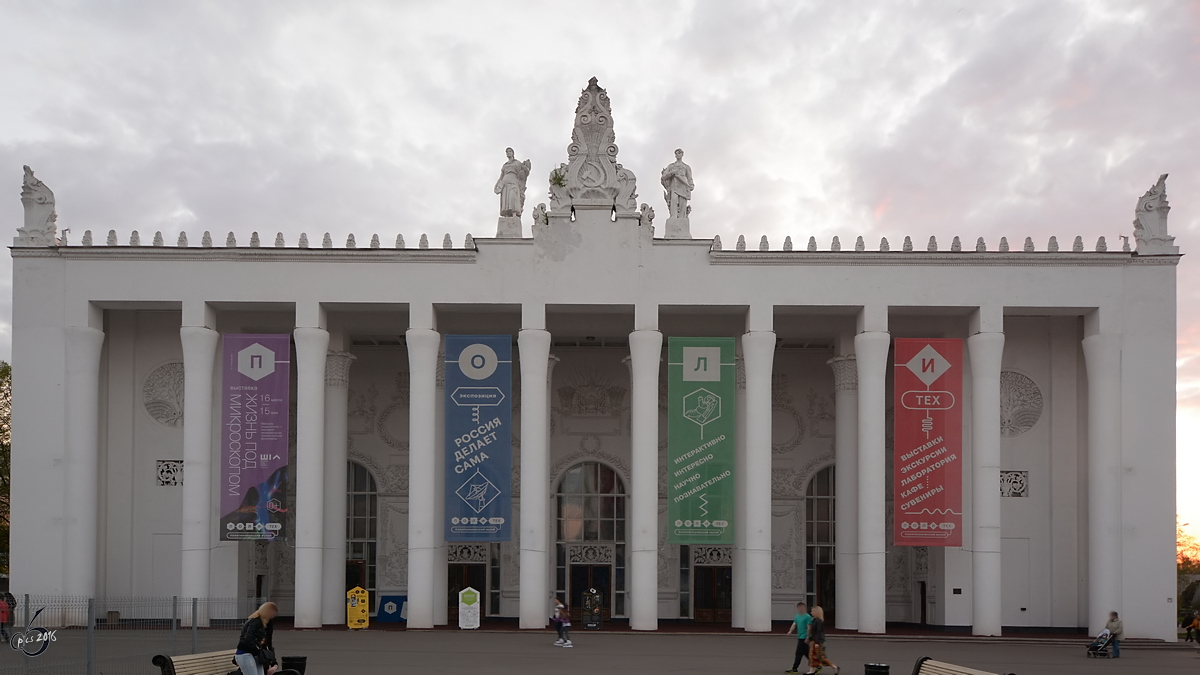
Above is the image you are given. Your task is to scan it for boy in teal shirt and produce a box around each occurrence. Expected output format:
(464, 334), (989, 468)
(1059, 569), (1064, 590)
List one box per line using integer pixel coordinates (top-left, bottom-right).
(785, 601), (813, 673)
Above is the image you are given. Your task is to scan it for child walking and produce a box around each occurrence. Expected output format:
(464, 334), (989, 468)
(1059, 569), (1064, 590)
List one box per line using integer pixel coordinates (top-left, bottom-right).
(552, 597), (573, 648)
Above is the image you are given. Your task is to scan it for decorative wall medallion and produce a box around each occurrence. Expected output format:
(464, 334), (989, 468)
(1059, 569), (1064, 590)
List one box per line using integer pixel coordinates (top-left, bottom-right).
(558, 368), (626, 417)
(348, 383), (379, 435)
(692, 546), (732, 566)
(447, 544), (489, 563)
(771, 373), (807, 454)
(568, 544), (614, 564)
(156, 459), (183, 486)
(143, 361), (185, 427)
(376, 372), (411, 451)
(806, 388), (835, 437)
(1000, 371), (1043, 438)
(1000, 470), (1029, 497)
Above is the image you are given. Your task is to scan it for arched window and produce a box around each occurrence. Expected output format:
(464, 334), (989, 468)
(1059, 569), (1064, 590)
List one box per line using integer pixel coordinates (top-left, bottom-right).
(555, 462), (627, 618)
(347, 461), (378, 610)
(805, 466), (835, 622)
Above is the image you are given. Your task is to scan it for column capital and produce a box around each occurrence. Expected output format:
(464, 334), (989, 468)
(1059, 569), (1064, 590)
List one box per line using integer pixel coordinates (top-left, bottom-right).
(325, 351), (357, 389)
(828, 354), (858, 393)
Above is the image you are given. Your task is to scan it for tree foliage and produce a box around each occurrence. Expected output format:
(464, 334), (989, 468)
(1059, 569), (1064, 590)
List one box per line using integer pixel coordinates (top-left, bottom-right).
(1179, 517), (1200, 577)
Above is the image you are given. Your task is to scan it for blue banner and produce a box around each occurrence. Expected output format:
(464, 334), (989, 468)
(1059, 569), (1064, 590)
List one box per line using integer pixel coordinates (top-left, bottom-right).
(445, 335), (513, 542)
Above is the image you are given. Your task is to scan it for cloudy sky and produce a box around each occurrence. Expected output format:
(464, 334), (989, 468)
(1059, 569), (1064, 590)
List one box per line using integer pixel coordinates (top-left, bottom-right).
(2, 1), (1199, 527)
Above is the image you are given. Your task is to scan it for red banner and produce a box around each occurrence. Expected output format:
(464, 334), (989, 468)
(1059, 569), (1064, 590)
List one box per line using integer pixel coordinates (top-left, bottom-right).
(893, 339), (963, 547)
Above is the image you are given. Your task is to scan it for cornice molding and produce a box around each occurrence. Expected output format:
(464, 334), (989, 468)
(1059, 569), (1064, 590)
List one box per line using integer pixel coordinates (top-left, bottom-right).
(708, 251), (1181, 267)
(9, 246), (478, 263)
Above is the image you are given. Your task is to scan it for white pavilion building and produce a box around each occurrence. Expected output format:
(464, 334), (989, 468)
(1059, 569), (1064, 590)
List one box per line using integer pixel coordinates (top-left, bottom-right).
(8, 78), (1181, 640)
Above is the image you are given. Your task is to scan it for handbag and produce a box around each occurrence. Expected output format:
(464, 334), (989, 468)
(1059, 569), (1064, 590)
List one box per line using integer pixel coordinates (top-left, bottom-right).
(256, 647), (277, 666)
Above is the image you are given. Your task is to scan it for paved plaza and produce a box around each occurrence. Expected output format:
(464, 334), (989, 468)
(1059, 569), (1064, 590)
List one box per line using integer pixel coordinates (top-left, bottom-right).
(264, 629), (1198, 675)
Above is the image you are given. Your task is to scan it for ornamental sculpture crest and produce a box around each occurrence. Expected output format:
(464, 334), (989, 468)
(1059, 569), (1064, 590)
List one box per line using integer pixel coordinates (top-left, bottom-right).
(16, 165), (58, 246)
(1133, 173), (1178, 255)
(548, 77), (638, 213)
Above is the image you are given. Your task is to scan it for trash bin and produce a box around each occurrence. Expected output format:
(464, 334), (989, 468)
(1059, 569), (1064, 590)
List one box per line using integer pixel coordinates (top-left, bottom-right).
(280, 656), (307, 674)
(864, 664), (890, 675)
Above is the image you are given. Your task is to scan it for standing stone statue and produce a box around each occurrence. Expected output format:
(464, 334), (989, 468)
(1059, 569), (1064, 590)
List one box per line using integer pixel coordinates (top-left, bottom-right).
(660, 149), (694, 239)
(495, 147), (531, 238)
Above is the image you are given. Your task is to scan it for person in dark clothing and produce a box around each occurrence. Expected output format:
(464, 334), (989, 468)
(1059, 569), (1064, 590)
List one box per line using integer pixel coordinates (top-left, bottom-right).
(785, 601), (812, 673)
(234, 602), (278, 675)
(804, 606), (839, 675)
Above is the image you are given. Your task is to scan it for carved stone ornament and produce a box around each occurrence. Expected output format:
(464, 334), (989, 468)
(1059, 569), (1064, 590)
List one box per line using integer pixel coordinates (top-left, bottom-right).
(447, 544), (489, 563)
(156, 459), (184, 486)
(549, 77), (638, 213)
(692, 545), (732, 566)
(568, 544), (614, 564)
(17, 166), (58, 246)
(143, 361), (185, 427)
(828, 355), (858, 393)
(1133, 173), (1178, 254)
(325, 351), (356, 389)
(1000, 470), (1029, 497)
(999, 371), (1043, 438)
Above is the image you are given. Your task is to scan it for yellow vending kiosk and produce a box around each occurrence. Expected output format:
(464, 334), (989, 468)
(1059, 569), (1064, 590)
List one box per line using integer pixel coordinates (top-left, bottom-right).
(347, 586), (370, 629)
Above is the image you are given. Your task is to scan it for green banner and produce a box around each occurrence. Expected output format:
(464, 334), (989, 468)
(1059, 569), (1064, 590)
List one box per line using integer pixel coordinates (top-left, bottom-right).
(667, 337), (737, 545)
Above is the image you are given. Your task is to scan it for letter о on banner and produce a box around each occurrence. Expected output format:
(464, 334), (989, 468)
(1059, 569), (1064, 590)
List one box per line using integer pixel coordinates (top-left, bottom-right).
(444, 335), (513, 542)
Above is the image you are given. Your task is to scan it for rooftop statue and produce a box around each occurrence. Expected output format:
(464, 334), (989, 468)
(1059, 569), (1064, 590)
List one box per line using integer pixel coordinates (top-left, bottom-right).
(1133, 173), (1178, 255)
(495, 147), (531, 238)
(548, 77), (638, 213)
(16, 165), (58, 246)
(661, 148), (693, 239)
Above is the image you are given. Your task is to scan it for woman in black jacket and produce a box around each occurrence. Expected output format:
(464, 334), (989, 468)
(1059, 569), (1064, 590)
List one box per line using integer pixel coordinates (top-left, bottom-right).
(234, 602), (278, 675)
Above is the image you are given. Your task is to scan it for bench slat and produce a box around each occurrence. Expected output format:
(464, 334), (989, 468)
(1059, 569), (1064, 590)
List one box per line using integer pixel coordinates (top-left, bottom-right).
(918, 658), (1002, 675)
(152, 649), (238, 675)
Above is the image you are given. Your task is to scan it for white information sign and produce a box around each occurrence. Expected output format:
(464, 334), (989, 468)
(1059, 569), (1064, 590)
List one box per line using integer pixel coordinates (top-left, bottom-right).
(458, 586), (481, 630)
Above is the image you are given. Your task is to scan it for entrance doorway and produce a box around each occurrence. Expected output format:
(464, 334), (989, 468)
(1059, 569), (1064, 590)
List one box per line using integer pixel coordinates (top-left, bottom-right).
(448, 563), (487, 622)
(569, 564), (611, 622)
(555, 462), (627, 618)
(693, 566), (732, 623)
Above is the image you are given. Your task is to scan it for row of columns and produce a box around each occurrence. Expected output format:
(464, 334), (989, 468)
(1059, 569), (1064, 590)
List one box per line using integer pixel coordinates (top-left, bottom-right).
(56, 308), (1124, 637)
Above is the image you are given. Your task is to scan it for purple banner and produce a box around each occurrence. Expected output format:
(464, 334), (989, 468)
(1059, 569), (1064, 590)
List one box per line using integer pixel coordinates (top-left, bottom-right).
(219, 334), (291, 541)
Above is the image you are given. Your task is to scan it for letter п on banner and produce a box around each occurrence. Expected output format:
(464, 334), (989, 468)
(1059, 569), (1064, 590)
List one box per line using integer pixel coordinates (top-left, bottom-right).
(444, 335), (513, 542)
(219, 334), (291, 541)
(893, 338), (964, 547)
(667, 337), (736, 545)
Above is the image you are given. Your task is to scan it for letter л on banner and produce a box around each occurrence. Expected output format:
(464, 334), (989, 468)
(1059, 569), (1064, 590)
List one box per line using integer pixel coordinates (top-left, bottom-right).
(893, 338), (964, 547)
(667, 337), (736, 545)
(444, 335), (513, 542)
(219, 334), (291, 541)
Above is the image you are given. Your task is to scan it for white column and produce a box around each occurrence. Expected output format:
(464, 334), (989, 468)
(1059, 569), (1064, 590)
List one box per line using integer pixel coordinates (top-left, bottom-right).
(406, 327), (440, 628)
(518, 330), (552, 628)
(63, 326), (105, 599)
(968, 332), (1004, 636)
(433, 350), (449, 626)
(828, 355), (859, 631)
(1083, 333), (1122, 634)
(321, 351), (355, 625)
(743, 330), (775, 632)
(731, 353), (747, 628)
(180, 326), (219, 602)
(629, 329), (663, 631)
(855, 331), (890, 634)
(293, 327), (330, 627)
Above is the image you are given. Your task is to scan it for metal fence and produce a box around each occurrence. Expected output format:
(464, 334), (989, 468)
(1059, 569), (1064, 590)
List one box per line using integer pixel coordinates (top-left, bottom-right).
(0, 596), (263, 675)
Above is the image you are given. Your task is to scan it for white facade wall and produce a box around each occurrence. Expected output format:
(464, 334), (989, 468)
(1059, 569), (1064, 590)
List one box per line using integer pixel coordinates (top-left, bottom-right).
(8, 206), (1180, 639)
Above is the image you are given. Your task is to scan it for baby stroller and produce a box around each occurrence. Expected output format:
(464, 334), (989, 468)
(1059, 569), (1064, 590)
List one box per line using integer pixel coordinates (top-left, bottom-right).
(1087, 628), (1114, 658)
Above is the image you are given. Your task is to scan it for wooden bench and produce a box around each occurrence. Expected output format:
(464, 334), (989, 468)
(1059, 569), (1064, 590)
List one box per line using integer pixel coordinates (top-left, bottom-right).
(152, 649), (240, 675)
(911, 656), (1016, 675)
